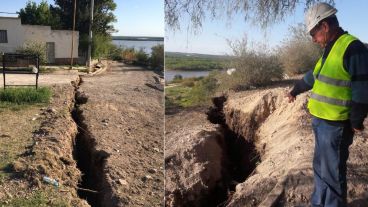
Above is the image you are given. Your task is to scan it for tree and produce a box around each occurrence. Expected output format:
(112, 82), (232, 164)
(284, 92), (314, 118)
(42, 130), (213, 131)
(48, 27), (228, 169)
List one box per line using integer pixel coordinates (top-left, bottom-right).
(165, 0), (335, 30)
(53, 0), (117, 57)
(18, 0), (61, 29)
(53, 0), (117, 35)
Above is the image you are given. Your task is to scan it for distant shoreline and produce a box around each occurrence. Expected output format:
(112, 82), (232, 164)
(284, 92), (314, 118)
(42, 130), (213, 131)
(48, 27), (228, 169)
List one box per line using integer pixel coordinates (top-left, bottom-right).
(112, 36), (164, 41)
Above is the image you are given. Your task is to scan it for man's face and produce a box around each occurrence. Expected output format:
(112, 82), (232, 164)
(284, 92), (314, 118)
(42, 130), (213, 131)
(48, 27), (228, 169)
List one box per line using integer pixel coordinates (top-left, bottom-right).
(310, 22), (328, 48)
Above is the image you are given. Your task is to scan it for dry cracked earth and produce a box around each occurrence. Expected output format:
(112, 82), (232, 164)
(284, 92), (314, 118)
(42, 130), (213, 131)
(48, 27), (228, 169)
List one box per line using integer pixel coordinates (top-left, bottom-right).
(165, 84), (368, 207)
(0, 61), (164, 207)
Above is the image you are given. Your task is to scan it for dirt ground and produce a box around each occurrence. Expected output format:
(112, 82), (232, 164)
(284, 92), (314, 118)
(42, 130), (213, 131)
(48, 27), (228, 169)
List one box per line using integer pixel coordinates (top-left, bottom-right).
(76, 61), (164, 206)
(0, 62), (164, 206)
(165, 85), (368, 207)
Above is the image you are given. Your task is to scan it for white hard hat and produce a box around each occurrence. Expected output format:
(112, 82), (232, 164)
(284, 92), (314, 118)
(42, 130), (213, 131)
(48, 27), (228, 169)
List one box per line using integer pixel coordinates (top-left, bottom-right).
(305, 3), (337, 33)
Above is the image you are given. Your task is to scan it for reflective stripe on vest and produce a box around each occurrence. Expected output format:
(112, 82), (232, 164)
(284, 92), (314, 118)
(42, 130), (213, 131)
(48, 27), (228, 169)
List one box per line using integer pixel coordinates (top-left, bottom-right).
(307, 34), (357, 121)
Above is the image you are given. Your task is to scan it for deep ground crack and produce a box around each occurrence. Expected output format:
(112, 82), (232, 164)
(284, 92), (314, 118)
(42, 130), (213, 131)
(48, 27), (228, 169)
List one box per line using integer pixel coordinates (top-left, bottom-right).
(206, 96), (261, 207)
(71, 76), (110, 207)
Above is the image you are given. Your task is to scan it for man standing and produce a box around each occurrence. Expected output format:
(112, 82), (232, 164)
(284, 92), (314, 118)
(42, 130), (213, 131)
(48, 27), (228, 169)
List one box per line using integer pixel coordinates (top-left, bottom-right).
(287, 2), (368, 207)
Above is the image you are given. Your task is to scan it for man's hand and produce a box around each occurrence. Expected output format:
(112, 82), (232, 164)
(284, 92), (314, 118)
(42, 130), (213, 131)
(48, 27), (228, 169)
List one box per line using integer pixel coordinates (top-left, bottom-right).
(286, 92), (296, 103)
(353, 128), (362, 133)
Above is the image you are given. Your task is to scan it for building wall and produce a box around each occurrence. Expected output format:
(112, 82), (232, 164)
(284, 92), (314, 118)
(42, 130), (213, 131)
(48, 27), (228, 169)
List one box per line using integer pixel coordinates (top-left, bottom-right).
(0, 17), (25, 53)
(23, 25), (79, 59)
(0, 17), (79, 63)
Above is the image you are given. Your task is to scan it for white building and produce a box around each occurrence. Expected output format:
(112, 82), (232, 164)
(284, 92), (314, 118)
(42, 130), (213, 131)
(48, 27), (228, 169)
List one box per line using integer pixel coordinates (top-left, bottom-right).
(0, 17), (79, 64)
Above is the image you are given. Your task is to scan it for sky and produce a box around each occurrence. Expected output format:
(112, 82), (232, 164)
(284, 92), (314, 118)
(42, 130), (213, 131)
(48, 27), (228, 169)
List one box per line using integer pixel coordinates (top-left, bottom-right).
(165, 0), (368, 55)
(0, 0), (164, 37)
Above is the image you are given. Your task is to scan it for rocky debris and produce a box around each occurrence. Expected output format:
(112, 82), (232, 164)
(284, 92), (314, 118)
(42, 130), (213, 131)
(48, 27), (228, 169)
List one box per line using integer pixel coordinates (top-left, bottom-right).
(142, 175), (153, 181)
(148, 168), (157, 174)
(117, 179), (128, 186)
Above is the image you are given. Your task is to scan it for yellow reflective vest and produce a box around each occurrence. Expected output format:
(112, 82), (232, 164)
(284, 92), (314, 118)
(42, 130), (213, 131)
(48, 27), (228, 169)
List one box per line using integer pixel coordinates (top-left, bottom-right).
(308, 34), (357, 121)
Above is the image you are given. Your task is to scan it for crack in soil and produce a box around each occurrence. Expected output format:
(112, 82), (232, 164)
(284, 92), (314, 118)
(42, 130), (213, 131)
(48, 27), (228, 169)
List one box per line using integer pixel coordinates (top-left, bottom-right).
(207, 96), (261, 207)
(71, 76), (110, 207)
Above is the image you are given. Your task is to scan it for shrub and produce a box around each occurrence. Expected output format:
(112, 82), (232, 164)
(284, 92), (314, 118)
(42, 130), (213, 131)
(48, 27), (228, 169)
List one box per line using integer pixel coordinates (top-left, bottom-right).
(172, 74), (183, 82)
(181, 78), (196, 87)
(92, 34), (113, 59)
(16, 41), (47, 64)
(189, 73), (218, 105)
(108, 45), (123, 61)
(121, 48), (137, 64)
(150, 44), (164, 70)
(278, 23), (322, 75)
(135, 49), (149, 65)
(222, 37), (283, 90)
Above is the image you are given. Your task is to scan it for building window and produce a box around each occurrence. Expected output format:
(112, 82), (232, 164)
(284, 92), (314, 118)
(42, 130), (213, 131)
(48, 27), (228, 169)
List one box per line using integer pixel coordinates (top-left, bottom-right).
(0, 30), (8, 43)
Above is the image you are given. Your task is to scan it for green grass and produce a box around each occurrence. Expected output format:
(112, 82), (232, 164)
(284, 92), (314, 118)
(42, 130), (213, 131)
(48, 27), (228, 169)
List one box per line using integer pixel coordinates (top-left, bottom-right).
(39, 67), (57, 73)
(165, 86), (194, 108)
(0, 189), (69, 207)
(0, 87), (52, 105)
(166, 74), (219, 109)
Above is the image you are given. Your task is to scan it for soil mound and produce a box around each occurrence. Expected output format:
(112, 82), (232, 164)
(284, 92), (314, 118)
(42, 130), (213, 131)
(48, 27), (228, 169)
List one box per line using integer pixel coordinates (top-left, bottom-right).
(166, 86), (368, 207)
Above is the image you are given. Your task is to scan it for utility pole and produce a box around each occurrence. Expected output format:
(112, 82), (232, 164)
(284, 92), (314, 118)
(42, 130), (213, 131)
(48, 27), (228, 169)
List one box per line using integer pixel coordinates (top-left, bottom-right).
(70, 0), (77, 69)
(87, 0), (94, 72)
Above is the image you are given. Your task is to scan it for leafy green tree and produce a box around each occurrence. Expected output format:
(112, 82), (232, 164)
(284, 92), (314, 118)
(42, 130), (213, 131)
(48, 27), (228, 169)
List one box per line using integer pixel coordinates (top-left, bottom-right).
(18, 0), (61, 29)
(53, 0), (117, 35)
(53, 0), (117, 57)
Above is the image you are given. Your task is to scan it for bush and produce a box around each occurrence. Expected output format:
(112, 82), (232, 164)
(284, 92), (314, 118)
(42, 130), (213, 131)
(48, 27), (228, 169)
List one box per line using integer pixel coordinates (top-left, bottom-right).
(150, 44), (164, 70)
(92, 34), (113, 59)
(278, 23), (322, 75)
(121, 48), (137, 64)
(16, 41), (47, 64)
(108, 45), (123, 61)
(172, 74), (183, 82)
(189, 73), (218, 105)
(181, 78), (196, 87)
(135, 49), (149, 65)
(222, 37), (283, 90)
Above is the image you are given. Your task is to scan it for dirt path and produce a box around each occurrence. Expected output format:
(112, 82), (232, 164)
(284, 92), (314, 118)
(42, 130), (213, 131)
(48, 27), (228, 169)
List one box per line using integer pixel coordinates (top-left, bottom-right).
(1, 70), (80, 87)
(75, 61), (164, 206)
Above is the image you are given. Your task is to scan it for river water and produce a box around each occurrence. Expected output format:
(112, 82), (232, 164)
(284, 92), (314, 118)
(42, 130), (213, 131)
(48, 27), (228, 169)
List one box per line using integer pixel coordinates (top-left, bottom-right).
(112, 40), (163, 55)
(165, 70), (211, 82)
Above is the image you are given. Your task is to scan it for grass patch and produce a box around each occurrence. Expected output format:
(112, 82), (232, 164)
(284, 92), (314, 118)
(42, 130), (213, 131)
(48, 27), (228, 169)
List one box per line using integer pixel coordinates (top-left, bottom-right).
(166, 86), (194, 108)
(0, 87), (52, 105)
(0, 189), (69, 207)
(39, 67), (57, 73)
(166, 74), (218, 108)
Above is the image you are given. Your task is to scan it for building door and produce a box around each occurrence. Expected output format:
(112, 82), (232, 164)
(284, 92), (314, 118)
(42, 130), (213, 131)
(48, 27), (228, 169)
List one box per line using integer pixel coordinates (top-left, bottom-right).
(46, 42), (55, 64)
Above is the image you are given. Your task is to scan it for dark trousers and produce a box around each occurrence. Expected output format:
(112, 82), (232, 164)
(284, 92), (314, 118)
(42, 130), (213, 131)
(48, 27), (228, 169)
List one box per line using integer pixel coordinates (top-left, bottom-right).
(311, 117), (354, 207)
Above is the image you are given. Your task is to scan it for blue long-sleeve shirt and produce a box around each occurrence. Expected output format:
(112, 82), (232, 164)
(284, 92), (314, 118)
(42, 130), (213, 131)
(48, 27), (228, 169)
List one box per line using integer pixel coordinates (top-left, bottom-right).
(290, 29), (368, 129)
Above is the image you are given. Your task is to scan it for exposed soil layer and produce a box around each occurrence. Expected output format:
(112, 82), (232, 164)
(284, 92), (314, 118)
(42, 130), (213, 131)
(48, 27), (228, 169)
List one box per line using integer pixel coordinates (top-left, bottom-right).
(7, 83), (90, 206)
(166, 86), (368, 207)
